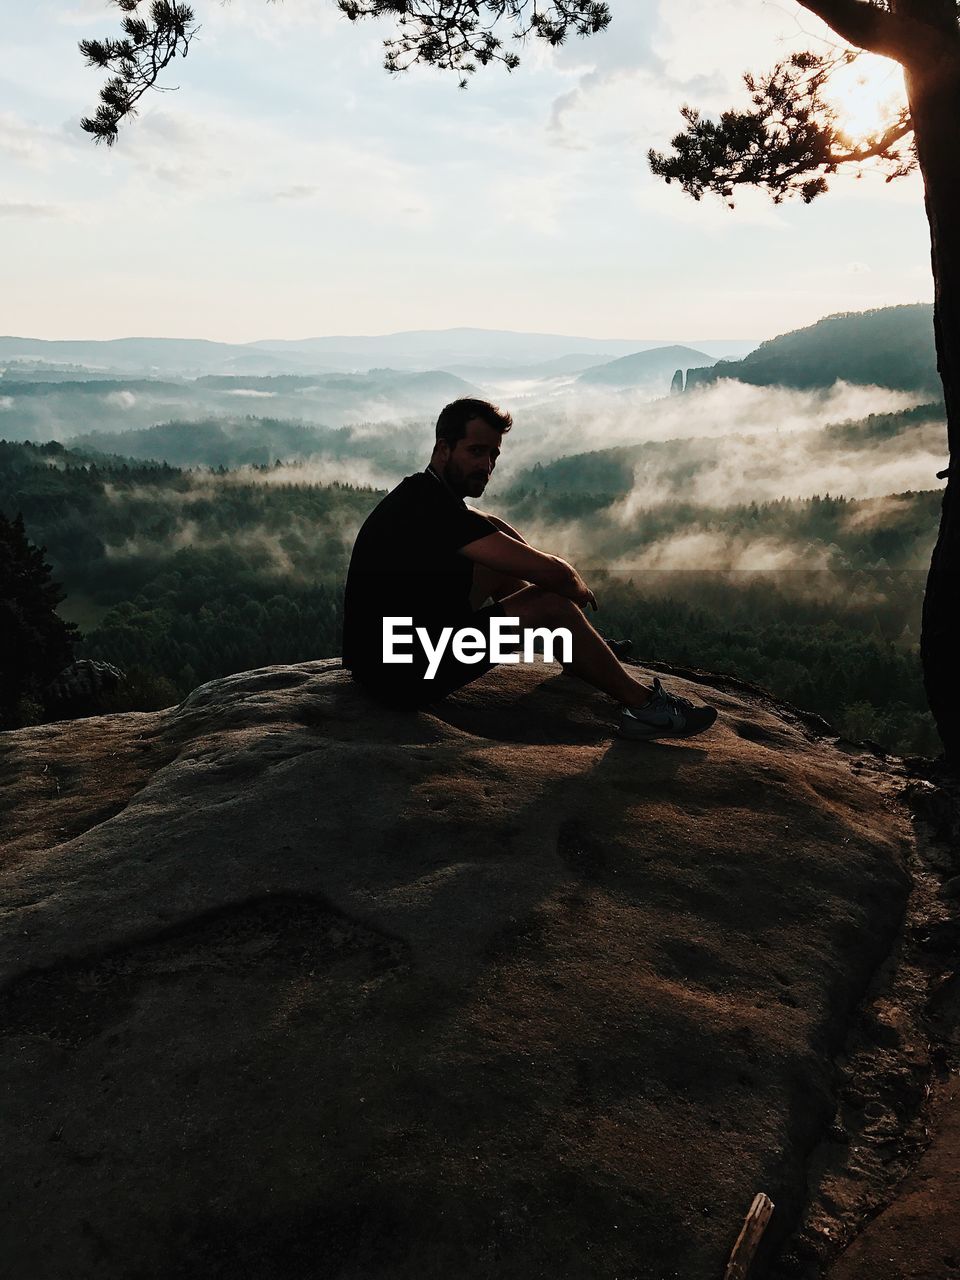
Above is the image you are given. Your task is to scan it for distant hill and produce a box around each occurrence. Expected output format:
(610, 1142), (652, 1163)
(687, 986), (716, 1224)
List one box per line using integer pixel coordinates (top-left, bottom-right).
(0, 336), (246, 377)
(1, 360), (121, 383)
(0, 330), (758, 377)
(578, 345), (715, 389)
(0, 369), (481, 445)
(439, 354), (608, 381)
(0, 379), (186, 398)
(685, 304), (938, 394)
(194, 369), (476, 398)
(71, 419), (336, 469)
(67, 412), (435, 472)
(248, 330), (753, 368)
(0, 438), (136, 476)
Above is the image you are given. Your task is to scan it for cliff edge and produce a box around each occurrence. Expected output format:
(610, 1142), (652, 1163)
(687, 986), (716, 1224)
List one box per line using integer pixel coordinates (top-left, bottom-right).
(0, 659), (916, 1278)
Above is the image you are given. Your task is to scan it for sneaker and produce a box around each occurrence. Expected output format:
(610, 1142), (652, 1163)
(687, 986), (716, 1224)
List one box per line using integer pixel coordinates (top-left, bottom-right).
(618, 677), (718, 741)
(606, 637), (633, 660)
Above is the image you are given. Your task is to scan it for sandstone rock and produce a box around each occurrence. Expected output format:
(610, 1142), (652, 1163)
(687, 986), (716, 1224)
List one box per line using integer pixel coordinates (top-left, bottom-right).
(0, 659), (913, 1279)
(43, 659), (124, 718)
(825, 1076), (960, 1280)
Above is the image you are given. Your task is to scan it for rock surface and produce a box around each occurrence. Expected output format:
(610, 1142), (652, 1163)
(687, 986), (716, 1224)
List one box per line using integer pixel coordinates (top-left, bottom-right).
(0, 659), (913, 1279)
(826, 1076), (960, 1280)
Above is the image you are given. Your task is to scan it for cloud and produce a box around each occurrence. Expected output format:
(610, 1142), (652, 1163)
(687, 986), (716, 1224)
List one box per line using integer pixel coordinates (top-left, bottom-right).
(105, 389), (136, 409)
(544, 0), (786, 152)
(840, 493), (917, 532)
(98, 457), (385, 581)
(476, 378), (945, 580)
(630, 171), (788, 230)
(55, 1), (124, 27)
(653, 0), (805, 92)
(487, 170), (577, 236)
(117, 105), (433, 222)
(235, 458), (397, 489)
(502, 378), (923, 468)
(547, 2), (664, 78)
(101, 455), (399, 498)
(0, 200), (70, 218)
(275, 184), (320, 202)
(0, 113), (43, 161)
(104, 519), (305, 577)
(607, 413), (944, 516)
(609, 528), (834, 572)
(200, 0), (346, 45)
(0, 111), (79, 166)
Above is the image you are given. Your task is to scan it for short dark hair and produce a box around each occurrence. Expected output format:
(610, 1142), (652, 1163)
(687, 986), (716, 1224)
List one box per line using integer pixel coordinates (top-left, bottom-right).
(435, 398), (513, 448)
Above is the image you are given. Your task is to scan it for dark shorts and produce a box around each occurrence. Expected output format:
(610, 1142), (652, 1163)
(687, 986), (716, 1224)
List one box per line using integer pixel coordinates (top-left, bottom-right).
(350, 601), (508, 711)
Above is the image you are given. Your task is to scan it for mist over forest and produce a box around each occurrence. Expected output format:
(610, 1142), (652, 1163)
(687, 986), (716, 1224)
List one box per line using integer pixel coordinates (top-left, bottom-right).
(1, 306), (947, 754)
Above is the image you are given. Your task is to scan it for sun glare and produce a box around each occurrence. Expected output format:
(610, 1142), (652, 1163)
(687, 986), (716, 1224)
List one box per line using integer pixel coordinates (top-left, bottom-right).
(826, 53), (907, 143)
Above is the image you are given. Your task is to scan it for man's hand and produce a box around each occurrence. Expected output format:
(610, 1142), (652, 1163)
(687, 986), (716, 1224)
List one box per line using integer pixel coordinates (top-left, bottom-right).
(570, 576), (593, 609)
(566, 567), (599, 612)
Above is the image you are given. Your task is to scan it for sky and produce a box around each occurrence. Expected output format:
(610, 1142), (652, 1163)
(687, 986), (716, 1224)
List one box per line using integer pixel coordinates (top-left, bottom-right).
(0, 0), (935, 343)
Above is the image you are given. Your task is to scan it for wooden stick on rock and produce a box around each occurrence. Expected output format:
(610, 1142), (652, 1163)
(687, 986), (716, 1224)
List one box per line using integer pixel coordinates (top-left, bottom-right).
(723, 1192), (775, 1280)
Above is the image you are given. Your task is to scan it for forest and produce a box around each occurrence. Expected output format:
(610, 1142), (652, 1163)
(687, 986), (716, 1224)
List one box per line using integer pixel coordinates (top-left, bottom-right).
(687, 304), (940, 394)
(0, 436), (941, 755)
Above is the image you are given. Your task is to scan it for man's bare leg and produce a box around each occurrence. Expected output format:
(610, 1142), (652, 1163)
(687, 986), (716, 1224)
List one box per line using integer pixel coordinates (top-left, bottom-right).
(496, 585), (654, 709)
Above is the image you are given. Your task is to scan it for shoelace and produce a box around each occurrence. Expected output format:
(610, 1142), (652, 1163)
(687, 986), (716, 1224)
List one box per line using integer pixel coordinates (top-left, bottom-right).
(665, 690), (695, 710)
(652, 679), (695, 712)
(624, 680), (697, 717)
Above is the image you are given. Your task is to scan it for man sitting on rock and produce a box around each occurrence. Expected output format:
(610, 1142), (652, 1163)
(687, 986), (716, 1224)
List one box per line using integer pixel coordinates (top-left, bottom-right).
(342, 397), (717, 740)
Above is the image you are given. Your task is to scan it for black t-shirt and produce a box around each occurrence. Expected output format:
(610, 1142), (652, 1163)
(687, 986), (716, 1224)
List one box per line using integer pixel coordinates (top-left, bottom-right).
(342, 468), (497, 681)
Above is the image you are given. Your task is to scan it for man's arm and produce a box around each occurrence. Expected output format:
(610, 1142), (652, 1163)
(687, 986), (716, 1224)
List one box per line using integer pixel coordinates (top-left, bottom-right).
(459, 531), (597, 610)
(471, 511), (529, 544)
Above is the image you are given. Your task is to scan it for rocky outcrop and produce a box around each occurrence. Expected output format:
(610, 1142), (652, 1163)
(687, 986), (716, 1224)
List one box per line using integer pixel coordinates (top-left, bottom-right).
(43, 658), (124, 719)
(684, 363), (722, 391)
(0, 658), (915, 1279)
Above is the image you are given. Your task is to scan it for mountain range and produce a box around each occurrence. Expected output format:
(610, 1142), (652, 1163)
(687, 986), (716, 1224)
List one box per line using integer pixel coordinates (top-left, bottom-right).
(0, 329), (757, 378)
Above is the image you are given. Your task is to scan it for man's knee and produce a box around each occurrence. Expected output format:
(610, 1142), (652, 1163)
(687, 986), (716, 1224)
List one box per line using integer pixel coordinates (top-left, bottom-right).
(471, 563), (521, 609)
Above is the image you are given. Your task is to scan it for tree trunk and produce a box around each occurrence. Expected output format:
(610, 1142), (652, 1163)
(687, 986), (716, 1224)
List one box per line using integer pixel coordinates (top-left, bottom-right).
(905, 54), (960, 766)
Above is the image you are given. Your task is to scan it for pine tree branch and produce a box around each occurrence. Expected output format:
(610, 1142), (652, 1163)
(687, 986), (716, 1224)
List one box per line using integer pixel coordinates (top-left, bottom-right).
(770, 109), (913, 186)
(831, 109), (913, 162)
(648, 52), (916, 206)
(338, 1), (611, 80)
(79, 2), (198, 145)
(79, 1), (612, 140)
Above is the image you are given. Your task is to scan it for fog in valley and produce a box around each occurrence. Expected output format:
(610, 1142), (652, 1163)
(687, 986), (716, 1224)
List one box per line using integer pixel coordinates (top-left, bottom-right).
(0, 311), (948, 751)
(19, 368), (940, 574)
